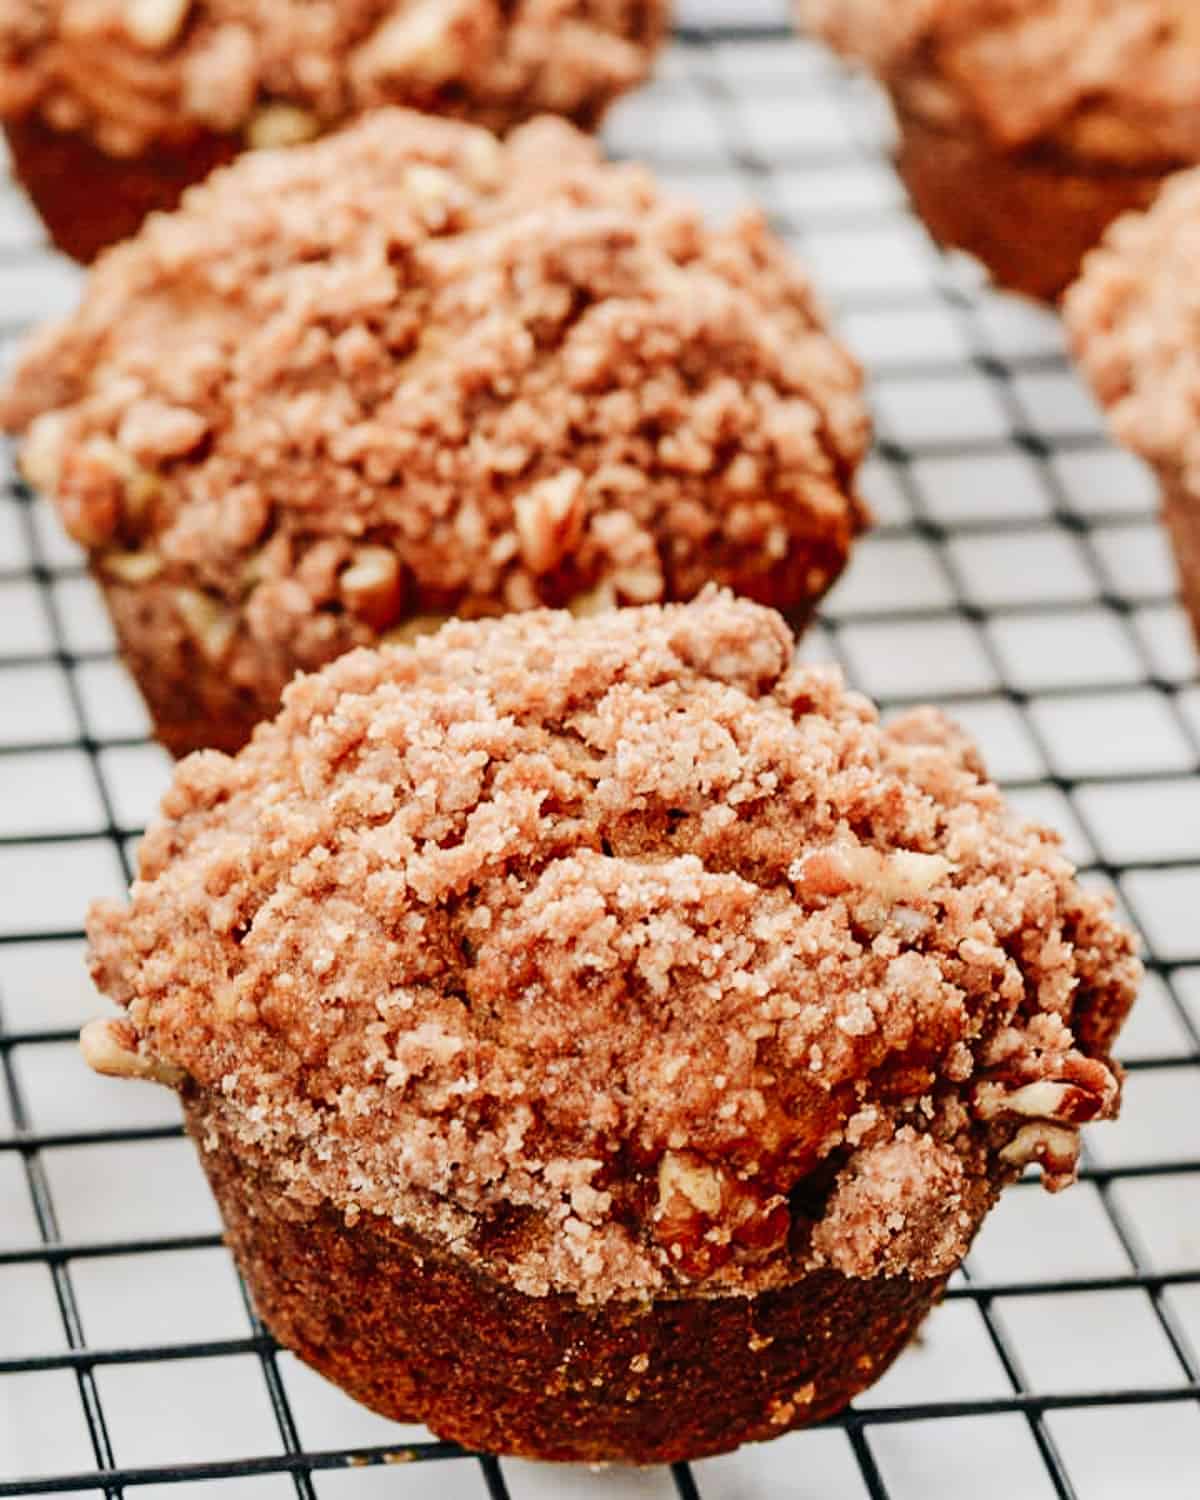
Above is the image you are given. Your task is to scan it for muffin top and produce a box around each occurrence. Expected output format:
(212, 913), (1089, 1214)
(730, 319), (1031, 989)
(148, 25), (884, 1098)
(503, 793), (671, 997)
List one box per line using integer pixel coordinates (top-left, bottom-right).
(1, 110), (867, 673)
(1065, 169), (1200, 484)
(799, 0), (1200, 163)
(0, 0), (667, 155)
(84, 592), (1141, 1302)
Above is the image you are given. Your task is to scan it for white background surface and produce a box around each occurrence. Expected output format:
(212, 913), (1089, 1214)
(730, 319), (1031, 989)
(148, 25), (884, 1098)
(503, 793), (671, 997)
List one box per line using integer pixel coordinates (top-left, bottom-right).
(2, 2), (1199, 1497)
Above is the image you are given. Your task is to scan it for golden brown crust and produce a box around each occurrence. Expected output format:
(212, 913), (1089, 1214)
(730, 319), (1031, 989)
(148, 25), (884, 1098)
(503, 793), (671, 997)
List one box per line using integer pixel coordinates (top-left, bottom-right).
(189, 1090), (977, 1463)
(892, 95), (1169, 301)
(3, 115), (238, 263)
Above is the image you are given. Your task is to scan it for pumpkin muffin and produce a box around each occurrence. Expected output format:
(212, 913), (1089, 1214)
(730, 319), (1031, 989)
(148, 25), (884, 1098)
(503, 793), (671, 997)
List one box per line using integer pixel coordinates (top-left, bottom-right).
(1065, 168), (1200, 650)
(798, 0), (1200, 301)
(0, 108), (870, 757)
(80, 592), (1141, 1463)
(0, 0), (669, 261)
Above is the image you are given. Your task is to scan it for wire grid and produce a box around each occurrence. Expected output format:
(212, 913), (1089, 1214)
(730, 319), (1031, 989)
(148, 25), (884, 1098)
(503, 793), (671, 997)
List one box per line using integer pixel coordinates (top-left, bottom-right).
(2, 6), (1200, 1500)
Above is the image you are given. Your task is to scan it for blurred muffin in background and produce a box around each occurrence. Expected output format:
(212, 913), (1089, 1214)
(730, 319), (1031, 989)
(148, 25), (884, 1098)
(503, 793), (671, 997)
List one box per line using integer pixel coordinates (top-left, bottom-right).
(0, 108), (870, 757)
(0, 0), (670, 260)
(1065, 168), (1200, 650)
(797, 0), (1200, 301)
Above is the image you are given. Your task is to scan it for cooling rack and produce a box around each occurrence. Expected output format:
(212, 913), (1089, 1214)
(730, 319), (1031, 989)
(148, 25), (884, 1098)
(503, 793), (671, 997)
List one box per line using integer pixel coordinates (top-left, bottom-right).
(2, 3), (1199, 1497)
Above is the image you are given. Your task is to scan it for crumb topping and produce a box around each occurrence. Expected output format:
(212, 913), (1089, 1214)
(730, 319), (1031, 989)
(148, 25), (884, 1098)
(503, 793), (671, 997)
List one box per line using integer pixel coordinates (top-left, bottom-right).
(85, 593), (1141, 1301)
(799, 0), (1200, 163)
(1065, 168), (1200, 487)
(1, 110), (868, 717)
(0, 0), (668, 154)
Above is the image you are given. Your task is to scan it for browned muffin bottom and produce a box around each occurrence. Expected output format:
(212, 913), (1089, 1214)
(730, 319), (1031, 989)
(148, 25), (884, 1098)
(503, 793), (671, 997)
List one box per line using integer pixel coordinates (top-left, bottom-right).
(81, 594), (1140, 1460)
(0, 1), (670, 261)
(3, 116), (239, 264)
(893, 96), (1174, 302)
(1065, 169), (1200, 650)
(1161, 472), (1200, 649)
(1, 109), (869, 758)
(193, 1099), (982, 1464)
(98, 580), (276, 756)
(798, 0), (1200, 300)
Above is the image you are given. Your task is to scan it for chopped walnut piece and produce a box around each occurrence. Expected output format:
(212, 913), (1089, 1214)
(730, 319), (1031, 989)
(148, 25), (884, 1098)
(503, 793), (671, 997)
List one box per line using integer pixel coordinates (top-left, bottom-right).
(80, 1017), (184, 1086)
(404, 163), (458, 213)
(792, 844), (954, 904)
(101, 549), (164, 584)
(381, 614), (450, 646)
(514, 470), (586, 575)
(20, 411), (68, 494)
(353, 0), (472, 87)
(339, 547), (405, 630)
(567, 582), (617, 618)
(122, 0), (191, 52)
(658, 1152), (723, 1217)
(174, 587), (236, 662)
(247, 104), (320, 150)
(975, 1071), (1117, 1126)
(999, 1122), (1082, 1191)
(56, 438), (131, 547)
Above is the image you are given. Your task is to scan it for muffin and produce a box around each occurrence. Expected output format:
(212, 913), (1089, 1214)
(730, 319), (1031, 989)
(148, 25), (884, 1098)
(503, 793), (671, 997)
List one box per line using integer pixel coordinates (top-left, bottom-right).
(0, 109), (870, 759)
(80, 592), (1141, 1464)
(0, 0), (669, 262)
(797, 0), (1200, 301)
(1065, 169), (1200, 648)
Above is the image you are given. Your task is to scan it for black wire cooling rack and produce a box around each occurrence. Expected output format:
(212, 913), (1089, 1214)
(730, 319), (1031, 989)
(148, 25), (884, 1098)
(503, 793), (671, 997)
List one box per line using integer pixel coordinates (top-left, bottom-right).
(2, 6), (1200, 1499)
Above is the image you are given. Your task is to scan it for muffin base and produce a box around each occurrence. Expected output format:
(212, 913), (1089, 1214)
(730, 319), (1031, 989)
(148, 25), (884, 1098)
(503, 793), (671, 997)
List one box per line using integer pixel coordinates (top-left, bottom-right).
(187, 1096), (967, 1464)
(5, 118), (239, 264)
(95, 551), (848, 760)
(96, 570), (316, 758)
(1162, 472), (1200, 651)
(892, 98), (1173, 302)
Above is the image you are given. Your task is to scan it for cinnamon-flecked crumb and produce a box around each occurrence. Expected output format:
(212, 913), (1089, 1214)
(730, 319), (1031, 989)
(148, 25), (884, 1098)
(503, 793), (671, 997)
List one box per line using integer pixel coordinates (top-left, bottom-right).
(1, 110), (868, 747)
(1065, 168), (1200, 483)
(85, 593), (1140, 1301)
(799, 0), (1200, 162)
(0, 1), (667, 155)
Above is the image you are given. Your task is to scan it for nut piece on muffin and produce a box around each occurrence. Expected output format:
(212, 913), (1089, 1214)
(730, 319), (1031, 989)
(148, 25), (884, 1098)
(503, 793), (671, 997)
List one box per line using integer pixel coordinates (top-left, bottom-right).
(0, 109), (870, 759)
(80, 591), (1141, 1463)
(798, 0), (1200, 301)
(0, 0), (669, 261)
(1065, 169), (1200, 650)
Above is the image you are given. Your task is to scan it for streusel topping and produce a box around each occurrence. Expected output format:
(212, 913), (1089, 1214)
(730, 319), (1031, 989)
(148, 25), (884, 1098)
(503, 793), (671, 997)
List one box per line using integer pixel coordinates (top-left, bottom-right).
(1, 110), (867, 708)
(0, 1), (667, 155)
(800, 0), (1200, 162)
(85, 593), (1140, 1301)
(1065, 168), (1200, 486)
